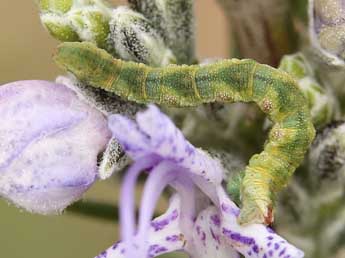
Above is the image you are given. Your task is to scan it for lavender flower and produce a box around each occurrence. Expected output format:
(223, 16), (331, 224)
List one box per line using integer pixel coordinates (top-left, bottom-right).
(96, 105), (304, 258)
(0, 80), (111, 214)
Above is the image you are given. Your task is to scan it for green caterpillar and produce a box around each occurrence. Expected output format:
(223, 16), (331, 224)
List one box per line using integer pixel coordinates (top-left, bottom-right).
(54, 42), (315, 225)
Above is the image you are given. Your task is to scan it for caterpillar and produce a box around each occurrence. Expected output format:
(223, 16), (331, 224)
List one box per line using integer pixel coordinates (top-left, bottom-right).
(54, 42), (316, 225)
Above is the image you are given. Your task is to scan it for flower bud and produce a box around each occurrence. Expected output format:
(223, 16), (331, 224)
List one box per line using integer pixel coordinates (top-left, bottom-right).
(308, 121), (345, 187)
(38, 0), (112, 50)
(128, 0), (195, 64)
(109, 7), (176, 66)
(0, 80), (111, 214)
(38, 0), (73, 13)
(309, 0), (345, 65)
(279, 53), (338, 128)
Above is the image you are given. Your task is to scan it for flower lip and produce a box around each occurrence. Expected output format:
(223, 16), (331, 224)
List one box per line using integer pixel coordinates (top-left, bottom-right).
(108, 104), (224, 185)
(103, 105), (305, 258)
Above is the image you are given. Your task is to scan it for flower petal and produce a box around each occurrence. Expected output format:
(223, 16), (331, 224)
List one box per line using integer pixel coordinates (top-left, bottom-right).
(120, 156), (159, 243)
(191, 206), (240, 258)
(125, 161), (178, 257)
(0, 80), (110, 214)
(218, 188), (304, 258)
(108, 105), (223, 185)
(137, 161), (178, 238)
(95, 195), (185, 258)
(108, 114), (151, 158)
(109, 105), (305, 258)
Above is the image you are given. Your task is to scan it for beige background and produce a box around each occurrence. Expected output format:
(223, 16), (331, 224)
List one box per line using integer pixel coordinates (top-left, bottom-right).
(0, 1), (229, 258)
(0, 0), (229, 84)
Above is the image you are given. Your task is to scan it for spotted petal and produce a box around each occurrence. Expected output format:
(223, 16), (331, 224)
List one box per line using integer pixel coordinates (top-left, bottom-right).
(217, 188), (304, 258)
(191, 206), (240, 258)
(106, 105), (305, 258)
(95, 195), (185, 258)
(108, 105), (223, 185)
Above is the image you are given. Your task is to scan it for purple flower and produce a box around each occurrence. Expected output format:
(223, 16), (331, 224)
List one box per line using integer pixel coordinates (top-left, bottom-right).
(0, 80), (111, 214)
(96, 105), (304, 258)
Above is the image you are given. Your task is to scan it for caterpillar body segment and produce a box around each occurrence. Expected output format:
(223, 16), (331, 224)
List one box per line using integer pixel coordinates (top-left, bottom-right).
(55, 42), (259, 106)
(55, 42), (315, 225)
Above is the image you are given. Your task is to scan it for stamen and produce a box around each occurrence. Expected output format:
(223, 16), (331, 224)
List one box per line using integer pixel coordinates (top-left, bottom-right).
(120, 155), (159, 243)
(170, 174), (196, 251)
(136, 161), (178, 255)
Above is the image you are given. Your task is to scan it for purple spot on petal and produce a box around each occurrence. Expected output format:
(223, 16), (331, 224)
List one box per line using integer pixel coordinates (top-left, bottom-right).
(151, 209), (178, 231)
(267, 227), (275, 233)
(166, 235), (179, 242)
(222, 228), (255, 245)
(221, 203), (240, 216)
(210, 214), (221, 227)
(274, 243), (280, 250)
(185, 145), (194, 156)
(202, 231), (206, 241)
(252, 244), (259, 253)
(279, 248), (286, 256)
(97, 251), (107, 258)
(112, 242), (120, 250)
(196, 225), (201, 235)
(148, 244), (168, 257)
(210, 228), (221, 244)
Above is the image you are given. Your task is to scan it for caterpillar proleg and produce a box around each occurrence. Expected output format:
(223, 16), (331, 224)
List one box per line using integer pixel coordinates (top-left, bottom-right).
(54, 42), (315, 225)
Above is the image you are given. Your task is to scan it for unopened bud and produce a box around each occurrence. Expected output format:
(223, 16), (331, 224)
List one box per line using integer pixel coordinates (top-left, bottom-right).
(128, 0), (195, 64)
(309, 0), (345, 65)
(109, 7), (175, 66)
(0, 80), (111, 214)
(38, 0), (112, 50)
(99, 138), (131, 179)
(308, 122), (345, 188)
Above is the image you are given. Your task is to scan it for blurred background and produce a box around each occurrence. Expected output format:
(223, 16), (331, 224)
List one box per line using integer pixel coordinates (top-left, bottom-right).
(0, 0), (229, 84)
(0, 1), (229, 258)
